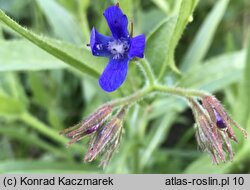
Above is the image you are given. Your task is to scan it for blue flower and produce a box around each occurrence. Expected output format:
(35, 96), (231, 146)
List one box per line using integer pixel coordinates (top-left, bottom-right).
(90, 5), (146, 92)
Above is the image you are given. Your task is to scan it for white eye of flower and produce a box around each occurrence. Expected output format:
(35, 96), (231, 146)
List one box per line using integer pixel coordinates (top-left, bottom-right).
(108, 40), (129, 59)
(96, 44), (102, 50)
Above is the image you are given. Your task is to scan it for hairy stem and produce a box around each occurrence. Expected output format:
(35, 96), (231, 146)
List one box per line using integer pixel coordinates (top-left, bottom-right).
(109, 86), (153, 107)
(137, 59), (156, 86)
(108, 84), (209, 108)
(153, 84), (210, 98)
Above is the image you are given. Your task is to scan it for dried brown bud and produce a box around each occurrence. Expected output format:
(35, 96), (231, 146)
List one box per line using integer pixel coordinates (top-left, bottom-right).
(188, 95), (248, 164)
(84, 107), (126, 164)
(202, 96), (248, 140)
(189, 98), (225, 163)
(60, 104), (112, 146)
(99, 130), (122, 168)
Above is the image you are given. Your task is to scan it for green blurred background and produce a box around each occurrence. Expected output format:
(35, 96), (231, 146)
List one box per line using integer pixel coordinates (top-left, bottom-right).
(0, 0), (250, 173)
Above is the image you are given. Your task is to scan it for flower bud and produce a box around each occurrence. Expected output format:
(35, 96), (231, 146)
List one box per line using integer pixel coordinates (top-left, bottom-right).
(84, 107), (126, 163)
(60, 104), (112, 146)
(189, 95), (248, 164)
(202, 96), (248, 141)
(99, 130), (122, 168)
(189, 98), (225, 163)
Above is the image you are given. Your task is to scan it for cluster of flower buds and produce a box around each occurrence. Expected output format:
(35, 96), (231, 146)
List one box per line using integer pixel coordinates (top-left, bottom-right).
(188, 95), (248, 164)
(60, 104), (127, 168)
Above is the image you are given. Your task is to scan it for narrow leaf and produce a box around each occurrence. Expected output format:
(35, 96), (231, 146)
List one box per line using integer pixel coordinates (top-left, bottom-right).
(151, 0), (170, 15)
(158, 0), (199, 79)
(179, 51), (245, 92)
(180, 0), (229, 72)
(235, 31), (250, 130)
(0, 40), (66, 71)
(117, 0), (134, 20)
(140, 113), (177, 168)
(146, 17), (177, 75)
(0, 9), (102, 78)
(36, 0), (85, 43)
(0, 93), (25, 116)
(0, 127), (68, 159)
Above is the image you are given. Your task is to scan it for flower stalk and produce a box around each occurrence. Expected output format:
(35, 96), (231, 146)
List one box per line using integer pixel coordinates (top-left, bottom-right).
(136, 59), (156, 86)
(108, 84), (209, 108)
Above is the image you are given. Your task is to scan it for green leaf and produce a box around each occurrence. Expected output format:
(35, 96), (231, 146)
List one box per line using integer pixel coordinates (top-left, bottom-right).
(184, 140), (250, 174)
(0, 9), (103, 78)
(140, 112), (177, 169)
(158, 0), (199, 79)
(235, 31), (250, 130)
(0, 0), (32, 18)
(184, 155), (228, 174)
(0, 93), (25, 116)
(146, 16), (177, 75)
(0, 24), (3, 39)
(0, 73), (27, 116)
(27, 72), (51, 106)
(179, 51), (245, 92)
(180, 0), (229, 72)
(0, 126), (68, 159)
(0, 73), (29, 108)
(151, 0), (170, 15)
(0, 138), (14, 160)
(116, 0), (134, 20)
(140, 9), (165, 35)
(78, 0), (90, 40)
(0, 40), (66, 71)
(35, 0), (85, 43)
(49, 39), (105, 75)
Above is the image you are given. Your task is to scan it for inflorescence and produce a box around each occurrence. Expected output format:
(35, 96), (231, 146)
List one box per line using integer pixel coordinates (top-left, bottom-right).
(60, 104), (127, 168)
(60, 3), (248, 168)
(189, 96), (247, 164)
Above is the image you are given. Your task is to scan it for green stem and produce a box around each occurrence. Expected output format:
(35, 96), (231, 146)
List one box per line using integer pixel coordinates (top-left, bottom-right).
(137, 59), (156, 86)
(109, 86), (153, 107)
(153, 84), (209, 98)
(20, 112), (83, 152)
(108, 84), (209, 108)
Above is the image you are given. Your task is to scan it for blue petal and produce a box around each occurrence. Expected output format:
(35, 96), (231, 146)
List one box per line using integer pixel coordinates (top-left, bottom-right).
(99, 58), (129, 92)
(103, 5), (129, 39)
(128, 34), (146, 59)
(90, 28), (112, 57)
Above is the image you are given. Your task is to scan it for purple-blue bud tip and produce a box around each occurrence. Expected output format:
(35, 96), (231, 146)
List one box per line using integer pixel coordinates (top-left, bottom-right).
(214, 111), (227, 129)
